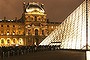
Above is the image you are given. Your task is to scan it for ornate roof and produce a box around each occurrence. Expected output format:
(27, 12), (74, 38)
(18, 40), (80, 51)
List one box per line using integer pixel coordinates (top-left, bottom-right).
(26, 2), (45, 14)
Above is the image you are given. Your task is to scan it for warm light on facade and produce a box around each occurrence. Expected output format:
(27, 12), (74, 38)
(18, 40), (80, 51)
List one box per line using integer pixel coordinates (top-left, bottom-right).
(7, 33), (9, 35)
(18, 38), (23, 45)
(0, 38), (24, 46)
(51, 26), (53, 28)
(0, 2), (60, 47)
(13, 33), (15, 35)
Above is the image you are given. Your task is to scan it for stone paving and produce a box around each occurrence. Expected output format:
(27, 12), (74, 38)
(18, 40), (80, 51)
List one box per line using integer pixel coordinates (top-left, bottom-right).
(1, 50), (86, 60)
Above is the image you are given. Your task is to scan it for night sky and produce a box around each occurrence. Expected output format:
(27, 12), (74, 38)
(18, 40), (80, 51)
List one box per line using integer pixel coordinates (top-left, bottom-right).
(0, 0), (84, 22)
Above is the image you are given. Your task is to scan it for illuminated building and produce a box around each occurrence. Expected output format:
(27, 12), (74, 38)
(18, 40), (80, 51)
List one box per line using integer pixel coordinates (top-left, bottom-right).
(0, 2), (60, 47)
(40, 0), (90, 50)
(40, 1), (90, 59)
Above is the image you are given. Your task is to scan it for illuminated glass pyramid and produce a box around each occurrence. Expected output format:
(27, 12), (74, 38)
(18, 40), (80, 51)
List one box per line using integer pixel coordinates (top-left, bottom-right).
(40, 0), (90, 50)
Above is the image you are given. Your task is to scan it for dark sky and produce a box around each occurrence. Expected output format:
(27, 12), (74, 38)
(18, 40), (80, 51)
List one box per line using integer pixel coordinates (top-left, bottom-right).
(0, 0), (84, 22)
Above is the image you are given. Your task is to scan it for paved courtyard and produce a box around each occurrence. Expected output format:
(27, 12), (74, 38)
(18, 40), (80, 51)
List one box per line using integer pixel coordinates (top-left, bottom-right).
(1, 50), (86, 60)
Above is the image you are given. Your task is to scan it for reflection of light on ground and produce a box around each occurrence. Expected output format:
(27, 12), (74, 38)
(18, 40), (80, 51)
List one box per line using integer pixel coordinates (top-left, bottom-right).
(86, 51), (90, 60)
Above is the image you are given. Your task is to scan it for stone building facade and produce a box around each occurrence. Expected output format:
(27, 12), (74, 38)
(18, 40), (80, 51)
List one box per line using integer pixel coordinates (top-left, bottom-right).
(0, 2), (61, 47)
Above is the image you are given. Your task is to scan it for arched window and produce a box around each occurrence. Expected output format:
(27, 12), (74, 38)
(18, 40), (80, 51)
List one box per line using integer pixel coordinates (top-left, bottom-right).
(7, 30), (9, 35)
(1, 39), (4, 44)
(35, 29), (38, 35)
(35, 16), (37, 21)
(1, 31), (3, 35)
(13, 31), (15, 35)
(19, 38), (23, 45)
(13, 39), (16, 43)
(7, 39), (10, 44)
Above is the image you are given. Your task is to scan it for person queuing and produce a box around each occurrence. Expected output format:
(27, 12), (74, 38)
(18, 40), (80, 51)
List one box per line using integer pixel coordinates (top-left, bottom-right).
(0, 45), (60, 59)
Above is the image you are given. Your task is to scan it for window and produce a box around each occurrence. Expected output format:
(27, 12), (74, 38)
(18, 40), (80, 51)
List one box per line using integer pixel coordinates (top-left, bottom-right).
(13, 31), (15, 35)
(35, 29), (38, 35)
(13, 39), (15, 43)
(7, 39), (10, 43)
(1, 39), (4, 43)
(13, 25), (15, 27)
(7, 31), (9, 35)
(19, 38), (23, 45)
(7, 25), (9, 27)
(1, 31), (3, 35)
(1, 25), (3, 27)
(42, 30), (44, 35)
(35, 16), (37, 21)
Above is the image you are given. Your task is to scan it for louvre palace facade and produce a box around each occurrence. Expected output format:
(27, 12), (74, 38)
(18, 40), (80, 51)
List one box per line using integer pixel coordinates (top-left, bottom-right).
(0, 2), (61, 47)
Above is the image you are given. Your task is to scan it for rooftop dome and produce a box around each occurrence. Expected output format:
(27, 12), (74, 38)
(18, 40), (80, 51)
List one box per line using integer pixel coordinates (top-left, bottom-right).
(26, 2), (45, 13)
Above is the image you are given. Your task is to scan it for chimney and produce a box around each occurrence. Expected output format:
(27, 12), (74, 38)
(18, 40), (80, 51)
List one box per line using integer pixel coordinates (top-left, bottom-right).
(4, 17), (6, 20)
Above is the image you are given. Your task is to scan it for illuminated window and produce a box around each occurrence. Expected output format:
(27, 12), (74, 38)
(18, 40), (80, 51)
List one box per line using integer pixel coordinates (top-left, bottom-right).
(13, 31), (15, 35)
(7, 39), (10, 43)
(1, 31), (3, 35)
(19, 38), (23, 45)
(1, 39), (4, 44)
(51, 26), (53, 28)
(7, 31), (9, 35)
(28, 25), (30, 27)
(13, 39), (15, 43)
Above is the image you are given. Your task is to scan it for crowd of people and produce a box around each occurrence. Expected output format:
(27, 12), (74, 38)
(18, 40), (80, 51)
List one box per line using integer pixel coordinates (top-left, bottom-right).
(0, 45), (60, 59)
